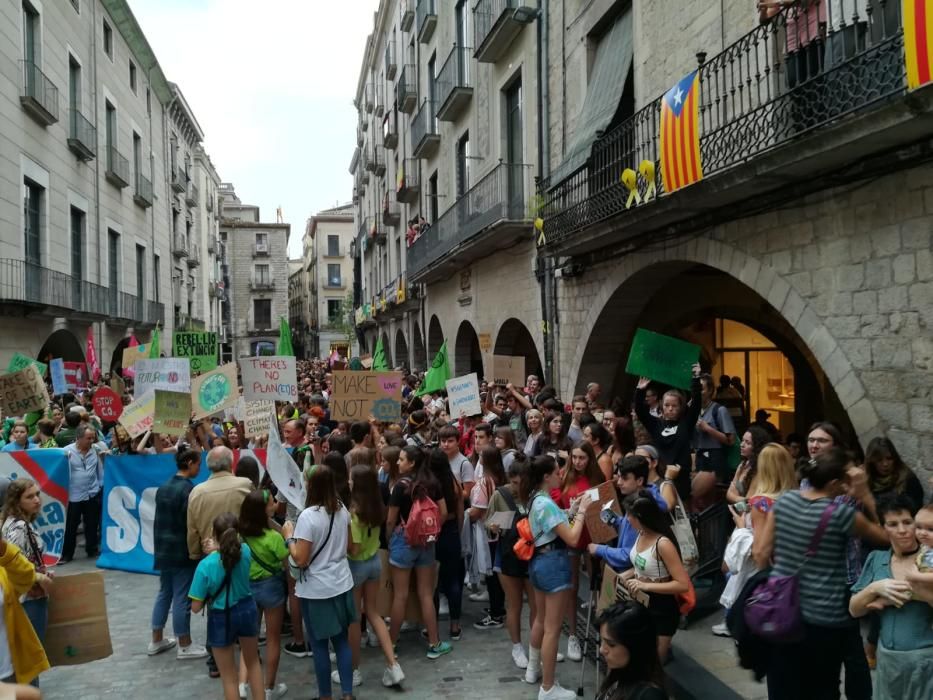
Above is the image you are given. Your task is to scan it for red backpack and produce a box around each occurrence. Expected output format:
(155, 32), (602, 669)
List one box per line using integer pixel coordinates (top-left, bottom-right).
(401, 478), (441, 547)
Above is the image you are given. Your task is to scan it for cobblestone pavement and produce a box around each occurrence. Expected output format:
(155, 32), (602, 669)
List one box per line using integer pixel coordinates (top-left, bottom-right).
(40, 557), (600, 700)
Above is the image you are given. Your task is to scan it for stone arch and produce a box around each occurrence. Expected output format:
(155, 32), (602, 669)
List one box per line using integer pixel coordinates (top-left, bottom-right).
(493, 318), (543, 383)
(110, 335), (132, 374)
(428, 315), (444, 358)
(38, 329), (85, 364)
(566, 238), (877, 445)
(394, 329), (409, 370)
(454, 320), (484, 377)
(380, 331), (393, 368)
(412, 321), (427, 371)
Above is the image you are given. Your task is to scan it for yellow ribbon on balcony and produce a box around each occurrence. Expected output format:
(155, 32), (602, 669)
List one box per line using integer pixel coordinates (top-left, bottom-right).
(397, 277), (406, 304)
(640, 160), (656, 201)
(534, 217), (545, 246)
(621, 168), (640, 209)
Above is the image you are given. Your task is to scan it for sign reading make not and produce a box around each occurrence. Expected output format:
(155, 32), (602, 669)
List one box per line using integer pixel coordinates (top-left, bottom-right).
(330, 371), (402, 423)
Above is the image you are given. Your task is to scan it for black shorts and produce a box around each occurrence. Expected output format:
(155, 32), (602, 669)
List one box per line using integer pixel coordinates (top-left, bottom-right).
(695, 448), (728, 482)
(646, 592), (681, 637)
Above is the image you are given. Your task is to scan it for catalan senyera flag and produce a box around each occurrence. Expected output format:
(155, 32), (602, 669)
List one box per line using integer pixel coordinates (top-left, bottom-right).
(904, 0), (933, 90)
(660, 71), (703, 194)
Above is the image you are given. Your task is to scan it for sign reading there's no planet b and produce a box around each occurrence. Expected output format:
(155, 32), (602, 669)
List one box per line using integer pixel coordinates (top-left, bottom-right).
(239, 356), (297, 402)
(191, 363), (238, 419)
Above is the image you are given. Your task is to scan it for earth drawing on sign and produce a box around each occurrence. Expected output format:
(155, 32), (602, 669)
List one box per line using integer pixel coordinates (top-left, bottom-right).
(198, 373), (231, 412)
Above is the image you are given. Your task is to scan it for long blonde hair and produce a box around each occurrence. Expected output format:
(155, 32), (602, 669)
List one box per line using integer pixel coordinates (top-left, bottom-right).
(748, 443), (797, 499)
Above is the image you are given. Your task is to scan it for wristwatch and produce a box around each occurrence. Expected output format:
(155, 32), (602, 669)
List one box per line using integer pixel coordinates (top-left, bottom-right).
(285, 537), (298, 546)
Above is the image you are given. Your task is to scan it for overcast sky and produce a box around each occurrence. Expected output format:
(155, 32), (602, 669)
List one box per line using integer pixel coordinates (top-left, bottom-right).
(127, 0), (374, 258)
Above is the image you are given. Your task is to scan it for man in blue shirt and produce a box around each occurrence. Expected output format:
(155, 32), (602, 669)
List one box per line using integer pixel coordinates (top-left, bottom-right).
(1, 421), (37, 451)
(61, 424), (104, 563)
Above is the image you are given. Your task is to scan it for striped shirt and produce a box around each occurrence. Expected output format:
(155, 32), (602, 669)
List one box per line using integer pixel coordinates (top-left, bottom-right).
(771, 491), (856, 627)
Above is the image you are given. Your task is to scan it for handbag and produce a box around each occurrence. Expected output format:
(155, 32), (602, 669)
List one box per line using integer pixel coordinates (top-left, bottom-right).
(744, 501), (837, 642)
(667, 482), (699, 575)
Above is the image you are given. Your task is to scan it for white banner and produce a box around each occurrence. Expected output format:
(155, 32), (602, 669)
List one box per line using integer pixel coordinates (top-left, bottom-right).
(133, 358), (191, 398)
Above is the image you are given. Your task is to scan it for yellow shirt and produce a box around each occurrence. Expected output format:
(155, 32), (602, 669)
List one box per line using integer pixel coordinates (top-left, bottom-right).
(0, 542), (49, 683)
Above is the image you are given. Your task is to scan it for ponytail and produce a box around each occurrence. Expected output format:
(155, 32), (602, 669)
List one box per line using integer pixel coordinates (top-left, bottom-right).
(212, 512), (241, 572)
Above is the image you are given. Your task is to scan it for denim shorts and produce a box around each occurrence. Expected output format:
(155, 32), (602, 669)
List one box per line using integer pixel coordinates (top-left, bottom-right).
(348, 553), (382, 586)
(388, 529), (435, 569)
(207, 596), (259, 648)
(529, 547), (572, 593)
(250, 573), (286, 609)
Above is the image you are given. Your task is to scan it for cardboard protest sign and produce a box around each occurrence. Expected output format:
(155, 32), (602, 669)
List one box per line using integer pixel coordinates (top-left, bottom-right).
(121, 343), (150, 370)
(153, 390), (191, 436)
(92, 386), (123, 422)
(239, 356), (298, 402)
(173, 331), (218, 372)
(7, 351), (47, 377)
(596, 562), (649, 614)
(50, 358), (67, 395)
(491, 354), (525, 387)
(191, 363), (238, 419)
(478, 333), (492, 352)
(446, 373), (482, 417)
(330, 371), (402, 422)
(376, 550), (432, 622)
(118, 391), (155, 438)
(244, 400), (275, 438)
(110, 374), (126, 396)
(584, 480), (623, 545)
(133, 358), (191, 398)
(0, 364), (50, 415)
(624, 328), (700, 390)
(0, 451), (69, 564)
(45, 572), (113, 666)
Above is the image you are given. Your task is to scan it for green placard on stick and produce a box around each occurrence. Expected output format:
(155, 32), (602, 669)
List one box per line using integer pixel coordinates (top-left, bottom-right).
(624, 328), (700, 390)
(173, 331), (218, 373)
(7, 352), (47, 377)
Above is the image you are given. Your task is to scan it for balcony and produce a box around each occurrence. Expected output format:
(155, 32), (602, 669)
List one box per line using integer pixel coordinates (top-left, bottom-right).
(361, 147), (371, 173)
(171, 233), (188, 258)
(67, 110), (97, 161)
(383, 190), (401, 226)
(436, 45), (474, 122)
(133, 174), (153, 208)
(324, 278), (346, 290)
(396, 65), (418, 114)
(416, 0), (437, 43)
(364, 82), (374, 113)
(187, 244), (201, 267)
(105, 146), (130, 188)
(208, 237), (217, 255)
(396, 158), (421, 203)
(383, 109), (398, 149)
(185, 181), (199, 207)
(367, 215), (387, 246)
(206, 194), (214, 212)
(0, 258), (106, 318)
(385, 42), (397, 80)
(356, 124), (364, 147)
(474, 0), (535, 63)
(407, 161), (532, 282)
(411, 100), (440, 159)
(401, 0), (414, 31)
(374, 82), (385, 117)
(540, 0), (911, 255)
(19, 61), (59, 126)
(171, 167), (186, 193)
(371, 146), (386, 176)
(250, 275), (275, 291)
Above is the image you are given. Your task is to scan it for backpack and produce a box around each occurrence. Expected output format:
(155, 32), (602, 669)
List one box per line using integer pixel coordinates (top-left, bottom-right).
(400, 478), (441, 547)
(495, 487), (526, 567)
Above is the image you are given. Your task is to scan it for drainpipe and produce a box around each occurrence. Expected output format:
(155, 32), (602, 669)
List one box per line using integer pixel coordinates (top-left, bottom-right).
(90, 0), (103, 360)
(536, 1), (556, 386)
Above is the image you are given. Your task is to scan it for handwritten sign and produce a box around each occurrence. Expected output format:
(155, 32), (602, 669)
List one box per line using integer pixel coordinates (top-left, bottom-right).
(50, 358), (67, 395)
(624, 328), (700, 390)
(445, 373), (482, 417)
(244, 400), (275, 438)
(584, 480), (623, 545)
(118, 391), (155, 438)
(596, 562), (649, 614)
(153, 390), (191, 436)
(331, 371), (402, 422)
(478, 333), (492, 352)
(121, 343), (150, 370)
(92, 386), (123, 422)
(0, 364), (50, 415)
(191, 363), (238, 419)
(173, 331), (218, 373)
(133, 358), (191, 398)
(491, 354), (525, 387)
(7, 352), (47, 377)
(239, 356), (297, 402)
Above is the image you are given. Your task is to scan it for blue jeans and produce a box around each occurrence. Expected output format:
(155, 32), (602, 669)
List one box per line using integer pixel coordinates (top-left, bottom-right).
(151, 567), (195, 637)
(24, 597), (48, 644)
(300, 599), (353, 698)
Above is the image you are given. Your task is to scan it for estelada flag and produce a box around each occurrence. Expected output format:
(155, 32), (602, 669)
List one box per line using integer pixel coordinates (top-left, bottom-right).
(904, 0), (933, 89)
(660, 71), (703, 194)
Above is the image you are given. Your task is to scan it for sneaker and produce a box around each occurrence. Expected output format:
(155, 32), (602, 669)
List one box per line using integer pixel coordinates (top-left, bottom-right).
(147, 638), (176, 656)
(400, 621), (417, 633)
(365, 629), (379, 648)
(538, 682), (578, 700)
(382, 662), (405, 687)
(450, 626), (462, 641)
(207, 656), (220, 679)
(439, 597), (450, 617)
(711, 622), (731, 637)
(524, 663), (540, 684)
(258, 634), (267, 647)
(468, 589), (489, 602)
(176, 643), (209, 660)
(238, 682), (248, 700)
(331, 669), (362, 687)
(556, 652), (565, 663)
(282, 641), (312, 658)
(566, 635), (582, 662)
(264, 684), (288, 700)
(512, 645), (529, 669)
(426, 641), (452, 659)
(473, 614), (504, 630)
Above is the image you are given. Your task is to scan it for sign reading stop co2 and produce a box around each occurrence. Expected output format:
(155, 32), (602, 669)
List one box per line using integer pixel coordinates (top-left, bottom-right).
(93, 386), (124, 422)
(132, 358), (191, 398)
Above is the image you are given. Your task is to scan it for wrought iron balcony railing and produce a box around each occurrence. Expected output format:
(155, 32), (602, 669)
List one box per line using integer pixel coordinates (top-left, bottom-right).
(185, 181), (199, 207)
(397, 158), (421, 203)
(20, 60), (59, 125)
(374, 82), (385, 117)
(412, 100), (440, 158)
(171, 167), (186, 193)
(105, 146), (130, 188)
(187, 243), (201, 267)
(400, 0), (414, 32)
(396, 64), (418, 113)
(68, 109), (96, 161)
(383, 109), (398, 149)
(416, 0), (437, 44)
(385, 41), (397, 80)
(474, 0), (533, 63)
(383, 189), (401, 226)
(436, 45), (474, 121)
(172, 233), (188, 258)
(134, 174), (153, 208)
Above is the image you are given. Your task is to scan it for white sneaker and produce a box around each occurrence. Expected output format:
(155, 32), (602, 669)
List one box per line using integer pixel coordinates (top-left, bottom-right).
(329, 651), (337, 663)
(238, 682), (248, 700)
(566, 635), (582, 662)
(512, 645), (529, 669)
(382, 662), (405, 687)
(712, 621), (731, 637)
(524, 662), (540, 684)
(439, 596), (450, 617)
(264, 683), (287, 700)
(468, 589), (489, 602)
(538, 682), (578, 700)
(400, 620), (417, 632)
(176, 642), (208, 660)
(331, 668), (362, 687)
(365, 629), (379, 648)
(147, 638), (176, 656)
(556, 652), (565, 662)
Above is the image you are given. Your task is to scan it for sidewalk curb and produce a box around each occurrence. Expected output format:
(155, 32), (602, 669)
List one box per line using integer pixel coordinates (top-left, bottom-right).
(667, 645), (746, 700)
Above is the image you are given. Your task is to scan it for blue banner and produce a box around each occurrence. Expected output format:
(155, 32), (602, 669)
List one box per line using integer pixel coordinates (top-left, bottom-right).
(0, 450), (70, 564)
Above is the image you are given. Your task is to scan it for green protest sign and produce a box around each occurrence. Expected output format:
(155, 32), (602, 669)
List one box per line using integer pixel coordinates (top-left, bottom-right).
(173, 332), (218, 373)
(7, 352), (47, 378)
(624, 328), (700, 390)
(153, 390), (192, 436)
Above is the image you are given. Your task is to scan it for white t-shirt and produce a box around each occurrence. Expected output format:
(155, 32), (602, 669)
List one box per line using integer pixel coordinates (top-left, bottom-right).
(293, 505), (353, 600)
(0, 582), (12, 680)
(449, 453), (475, 486)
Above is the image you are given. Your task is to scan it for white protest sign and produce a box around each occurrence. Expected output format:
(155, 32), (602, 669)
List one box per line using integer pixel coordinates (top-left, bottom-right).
(119, 391), (155, 438)
(133, 358), (191, 398)
(445, 373), (482, 418)
(239, 356), (297, 403)
(244, 400), (275, 438)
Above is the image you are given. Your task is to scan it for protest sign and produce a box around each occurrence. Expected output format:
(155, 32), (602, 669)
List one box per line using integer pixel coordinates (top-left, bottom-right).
(624, 328), (700, 390)
(0, 450), (69, 564)
(153, 390), (191, 436)
(63, 361), (87, 389)
(0, 363), (50, 415)
(93, 386), (123, 422)
(133, 358), (191, 398)
(478, 333), (492, 352)
(445, 373), (482, 417)
(7, 351), (46, 377)
(596, 562), (648, 614)
(118, 391), (155, 438)
(191, 363), (238, 419)
(50, 358), (67, 395)
(583, 480), (623, 545)
(239, 356), (297, 402)
(110, 374), (126, 396)
(121, 343), (150, 370)
(225, 395), (246, 422)
(491, 354), (525, 387)
(45, 572), (113, 666)
(266, 414), (306, 509)
(330, 371), (402, 422)
(244, 400), (275, 438)
(376, 550), (430, 622)
(173, 331), (218, 372)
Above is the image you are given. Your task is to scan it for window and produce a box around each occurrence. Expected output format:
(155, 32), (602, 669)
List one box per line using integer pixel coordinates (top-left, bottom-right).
(132, 132), (142, 187)
(428, 170), (438, 222)
(327, 299), (342, 322)
(327, 264), (341, 287)
(68, 55), (81, 112)
(254, 264), (270, 284)
(23, 2), (39, 66)
(129, 61), (137, 93)
(253, 299), (272, 328)
(456, 131), (470, 197)
(108, 229), (119, 313)
(70, 0), (79, 11)
(427, 52), (437, 106)
(505, 78), (524, 207)
(70, 207), (84, 280)
(105, 100), (116, 158)
(23, 179), (42, 266)
(455, 0), (468, 48)
(255, 232), (268, 254)
(103, 20), (113, 59)
(153, 254), (160, 303)
(136, 245), (145, 315)
(145, 87), (151, 115)
(327, 234), (340, 256)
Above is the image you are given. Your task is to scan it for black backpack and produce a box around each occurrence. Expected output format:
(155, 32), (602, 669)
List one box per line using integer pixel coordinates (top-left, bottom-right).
(495, 486), (529, 577)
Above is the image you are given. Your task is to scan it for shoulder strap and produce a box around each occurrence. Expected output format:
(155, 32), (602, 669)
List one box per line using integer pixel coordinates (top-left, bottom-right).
(805, 501), (838, 557)
(245, 539), (281, 576)
(308, 510), (336, 567)
(210, 566), (234, 607)
(497, 485), (517, 513)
